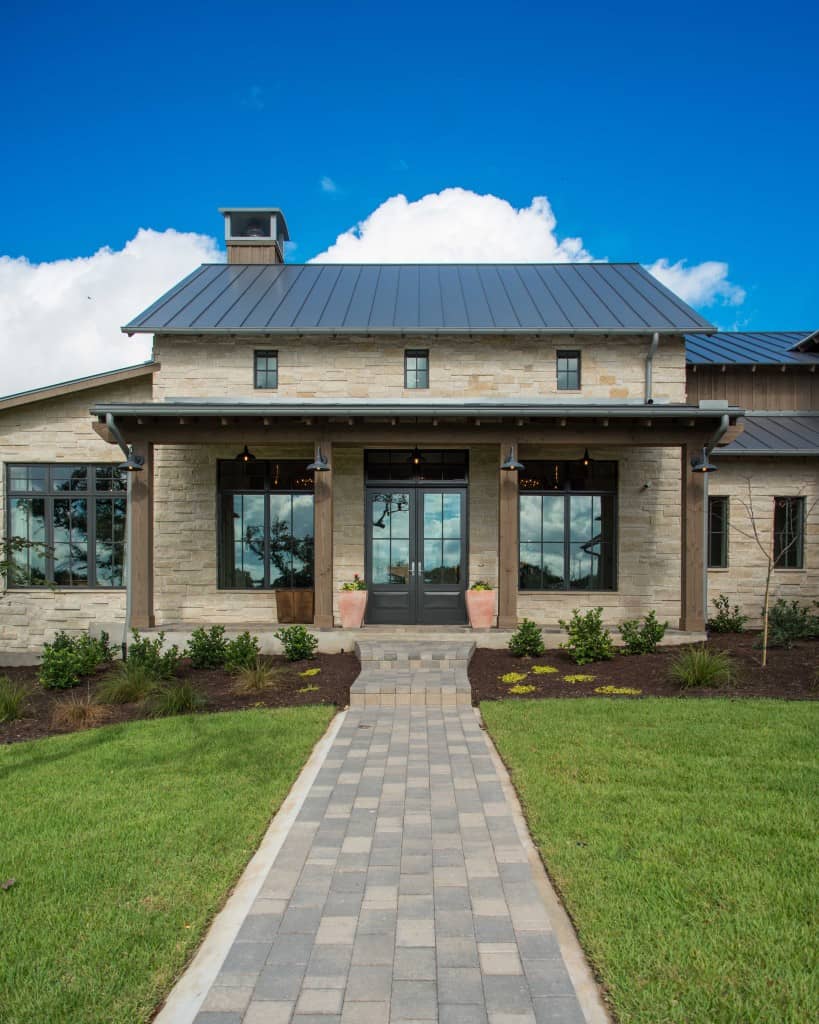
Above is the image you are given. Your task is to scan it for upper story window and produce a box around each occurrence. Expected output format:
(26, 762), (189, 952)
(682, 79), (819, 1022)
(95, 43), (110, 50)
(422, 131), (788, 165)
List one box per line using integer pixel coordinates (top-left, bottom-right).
(708, 495), (729, 569)
(6, 464), (128, 588)
(556, 350), (581, 391)
(254, 350), (278, 389)
(774, 496), (805, 569)
(404, 349), (429, 389)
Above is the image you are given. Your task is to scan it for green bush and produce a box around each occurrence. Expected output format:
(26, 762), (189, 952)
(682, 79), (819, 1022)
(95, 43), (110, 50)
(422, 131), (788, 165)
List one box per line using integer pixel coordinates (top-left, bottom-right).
(669, 646), (733, 689)
(96, 661), (158, 704)
(765, 599), (819, 649)
(707, 594), (748, 633)
(619, 611), (668, 655)
(147, 682), (205, 717)
(508, 618), (545, 657)
(0, 676), (28, 722)
(127, 630), (182, 680)
(559, 607), (615, 665)
(186, 625), (227, 669)
(224, 631), (261, 672)
(40, 631), (114, 690)
(274, 625), (318, 662)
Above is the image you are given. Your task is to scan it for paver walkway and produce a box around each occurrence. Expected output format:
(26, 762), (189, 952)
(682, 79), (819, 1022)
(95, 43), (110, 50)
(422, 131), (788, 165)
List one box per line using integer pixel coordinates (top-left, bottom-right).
(193, 706), (591, 1024)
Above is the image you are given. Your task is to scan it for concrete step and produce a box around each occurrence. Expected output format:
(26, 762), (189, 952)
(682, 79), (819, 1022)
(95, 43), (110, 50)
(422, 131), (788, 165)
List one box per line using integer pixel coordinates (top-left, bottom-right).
(351, 639), (475, 708)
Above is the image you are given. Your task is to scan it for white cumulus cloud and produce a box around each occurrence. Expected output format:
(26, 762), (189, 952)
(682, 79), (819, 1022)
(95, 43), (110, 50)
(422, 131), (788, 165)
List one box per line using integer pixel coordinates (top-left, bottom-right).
(320, 176), (338, 194)
(0, 229), (221, 396)
(647, 257), (746, 308)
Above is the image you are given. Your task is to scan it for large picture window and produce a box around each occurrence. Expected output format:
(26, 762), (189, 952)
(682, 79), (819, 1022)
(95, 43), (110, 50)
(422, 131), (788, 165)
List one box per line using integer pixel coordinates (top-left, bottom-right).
(6, 464), (127, 587)
(218, 460), (314, 589)
(774, 496), (805, 569)
(518, 460), (616, 591)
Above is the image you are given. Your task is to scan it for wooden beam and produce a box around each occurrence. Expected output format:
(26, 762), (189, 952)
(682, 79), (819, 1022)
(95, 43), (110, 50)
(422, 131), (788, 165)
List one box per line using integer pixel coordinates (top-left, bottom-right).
(498, 441), (518, 629)
(129, 442), (155, 629)
(680, 444), (705, 632)
(313, 440), (334, 629)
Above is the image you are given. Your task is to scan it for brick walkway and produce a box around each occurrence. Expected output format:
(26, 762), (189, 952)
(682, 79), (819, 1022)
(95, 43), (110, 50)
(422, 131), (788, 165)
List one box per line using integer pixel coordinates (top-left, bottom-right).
(193, 706), (590, 1024)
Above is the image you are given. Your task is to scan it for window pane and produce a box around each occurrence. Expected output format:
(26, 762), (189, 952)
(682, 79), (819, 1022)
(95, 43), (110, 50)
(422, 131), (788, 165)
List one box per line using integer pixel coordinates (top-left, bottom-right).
(519, 544), (543, 590)
(9, 498), (47, 584)
(290, 494), (314, 586)
(424, 539), (443, 582)
(405, 350), (429, 389)
(557, 351), (580, 390)
(542, 496), (564, 542)
(708, 496), (728, 569)
(388, 539), (410, 584)
(254, 350), (278, 388)
(543, 545), (565, 588)
(53, 498), (88, 585)
(95, 465), (127, 492)
(52, 465), (88, 492)
(424, 493), (443, 538)
(228, 494), (265, 588)
(8, 465), (46, 492)
(270, 493), (294, 587)
(519, 495), (542, 543)
(774, 497), (804, 569)
(95, 497), (126, 586)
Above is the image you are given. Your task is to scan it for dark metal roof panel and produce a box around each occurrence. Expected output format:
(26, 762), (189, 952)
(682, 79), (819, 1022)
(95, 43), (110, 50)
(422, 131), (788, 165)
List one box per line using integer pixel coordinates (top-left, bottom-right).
(718, 414), (819, 455)
(124, 262), (714, 334)
(686, 331), (819, 365)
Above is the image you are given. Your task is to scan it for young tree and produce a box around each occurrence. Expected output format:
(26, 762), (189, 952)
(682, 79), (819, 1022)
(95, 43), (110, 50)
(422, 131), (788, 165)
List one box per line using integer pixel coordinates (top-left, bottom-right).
(730, 480), (817, 666)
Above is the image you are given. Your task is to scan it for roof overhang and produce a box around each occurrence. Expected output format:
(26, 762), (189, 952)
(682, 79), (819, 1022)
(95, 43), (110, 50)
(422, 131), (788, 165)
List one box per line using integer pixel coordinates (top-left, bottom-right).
(0, 362), (158, 412)
(124, 326), (702, 338)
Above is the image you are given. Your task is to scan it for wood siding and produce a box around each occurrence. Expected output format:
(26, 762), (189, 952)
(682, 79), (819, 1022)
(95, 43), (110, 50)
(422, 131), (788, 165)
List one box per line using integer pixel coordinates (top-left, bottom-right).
(687, 365), (818, 410)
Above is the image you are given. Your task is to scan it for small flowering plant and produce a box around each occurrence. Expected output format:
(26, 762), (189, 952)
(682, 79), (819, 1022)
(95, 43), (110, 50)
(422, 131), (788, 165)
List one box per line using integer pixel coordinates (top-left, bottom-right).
(341, 573), (366, 592)
(470, 579), (493, 591)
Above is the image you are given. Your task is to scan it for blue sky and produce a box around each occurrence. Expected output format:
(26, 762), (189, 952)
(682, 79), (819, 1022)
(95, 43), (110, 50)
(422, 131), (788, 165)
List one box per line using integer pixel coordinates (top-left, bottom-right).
(2, 0), (818, 334)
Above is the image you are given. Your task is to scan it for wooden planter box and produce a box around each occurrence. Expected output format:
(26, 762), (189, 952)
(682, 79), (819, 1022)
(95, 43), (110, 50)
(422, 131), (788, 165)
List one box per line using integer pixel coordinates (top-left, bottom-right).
(275, 589), (315, 624)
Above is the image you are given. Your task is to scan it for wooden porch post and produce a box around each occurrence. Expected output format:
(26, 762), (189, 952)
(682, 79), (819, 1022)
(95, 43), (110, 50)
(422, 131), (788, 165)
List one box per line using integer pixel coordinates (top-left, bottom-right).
(497, 441), (519, 628)
(313, 439), (334, 629)
(680, 443), (706, 631)
(130, 441), (155, 629)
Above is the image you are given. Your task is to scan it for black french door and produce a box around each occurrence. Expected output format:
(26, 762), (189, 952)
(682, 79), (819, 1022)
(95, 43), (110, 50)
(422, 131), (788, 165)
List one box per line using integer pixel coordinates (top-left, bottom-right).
(365, 486), (467, 625)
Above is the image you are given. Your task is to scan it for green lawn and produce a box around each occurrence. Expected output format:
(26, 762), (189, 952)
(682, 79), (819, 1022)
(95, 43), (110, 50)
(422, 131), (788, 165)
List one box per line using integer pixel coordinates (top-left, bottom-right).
(482, 699), (818, 1024)
(0, 706), (334, 1024)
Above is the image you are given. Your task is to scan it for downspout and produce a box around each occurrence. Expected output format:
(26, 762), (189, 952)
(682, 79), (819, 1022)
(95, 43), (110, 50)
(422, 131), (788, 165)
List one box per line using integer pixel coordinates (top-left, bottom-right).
(644, 331), (660, 404)
(106, 414), (135, 661)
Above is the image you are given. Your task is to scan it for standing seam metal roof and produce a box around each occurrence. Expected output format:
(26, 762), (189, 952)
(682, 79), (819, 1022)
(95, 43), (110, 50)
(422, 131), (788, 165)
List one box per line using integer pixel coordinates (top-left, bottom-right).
(123, 262), (714, 334)
(717, 414), (819, 455)
(685, 331), (819, 365)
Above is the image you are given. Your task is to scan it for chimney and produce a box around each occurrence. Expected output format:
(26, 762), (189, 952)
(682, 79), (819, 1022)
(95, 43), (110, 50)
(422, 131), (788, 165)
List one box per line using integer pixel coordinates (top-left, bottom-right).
(220, 207), (290, 265)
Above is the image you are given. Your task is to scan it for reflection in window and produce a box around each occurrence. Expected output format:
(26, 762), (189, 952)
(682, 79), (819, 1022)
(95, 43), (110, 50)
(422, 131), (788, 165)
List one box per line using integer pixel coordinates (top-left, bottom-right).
(404, 350), (429, 389)
(371, 492), (410, 585)
(774, 496), (805, 569)
(6, 464), (127, 587)
(708, 496), (729, 569)
(519, 462), (616, 591)
(423, 492), (462, 584)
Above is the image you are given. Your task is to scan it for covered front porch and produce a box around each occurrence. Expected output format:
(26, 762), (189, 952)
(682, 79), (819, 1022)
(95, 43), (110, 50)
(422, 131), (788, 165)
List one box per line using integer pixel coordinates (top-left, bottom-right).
(90, 399), (743, 636)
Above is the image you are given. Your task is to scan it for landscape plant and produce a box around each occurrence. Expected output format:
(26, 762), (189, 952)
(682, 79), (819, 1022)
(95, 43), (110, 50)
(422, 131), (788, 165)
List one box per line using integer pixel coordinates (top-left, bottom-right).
(274, 624), (318, 661)
(127, 630), (182, 680)
(559, 607), (614, 665)
(40, 631), (115, 690)
(96, 661), (158, 704)
(706, 593), (748, 633)
(764, 598), (819, 649)
(508, 618), (545, 657)
(51, 687), (110, 730)
(186, 625), (227, 669)
(618, 610), (668, 654)
(669, 645), (733, 689)
(0, 677), (28, 722)
(233, 658), (279, 695)
(224, 631), (261, 672)
(340, 573), (366, 591)
(147, 682), (205, 717)
(469, 579), (492, 591)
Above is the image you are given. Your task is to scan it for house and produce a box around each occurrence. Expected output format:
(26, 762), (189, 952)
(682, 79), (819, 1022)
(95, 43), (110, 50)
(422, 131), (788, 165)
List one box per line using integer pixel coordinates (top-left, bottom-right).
(1, 206), (816, 658)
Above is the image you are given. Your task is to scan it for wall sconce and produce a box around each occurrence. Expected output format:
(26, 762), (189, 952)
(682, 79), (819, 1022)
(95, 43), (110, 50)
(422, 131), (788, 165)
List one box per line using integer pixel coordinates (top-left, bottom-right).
(581, 447), (592, 468)
(235, 445), (256, 463)
(691, 448), (718, 473)
(500, 447), (525, 471)
(118, 445), (145, 473)
(307, 446), (330, 472)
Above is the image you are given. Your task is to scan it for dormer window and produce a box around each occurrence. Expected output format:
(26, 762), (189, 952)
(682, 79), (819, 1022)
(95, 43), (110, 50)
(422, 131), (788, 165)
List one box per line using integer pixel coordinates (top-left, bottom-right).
(405, 349), (429, 389)
(254, 350), (278, 389)
(556, 350), (581, 391)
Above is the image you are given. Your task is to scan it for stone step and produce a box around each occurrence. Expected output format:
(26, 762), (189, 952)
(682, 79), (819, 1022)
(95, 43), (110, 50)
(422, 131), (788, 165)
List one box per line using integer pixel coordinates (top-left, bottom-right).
(351, 639), (474, 708)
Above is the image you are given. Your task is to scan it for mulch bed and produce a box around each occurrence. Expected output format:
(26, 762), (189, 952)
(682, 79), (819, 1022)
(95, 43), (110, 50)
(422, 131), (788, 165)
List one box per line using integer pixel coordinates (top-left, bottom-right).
(470, 633), (819, 703)
(0, 653), (360, 745)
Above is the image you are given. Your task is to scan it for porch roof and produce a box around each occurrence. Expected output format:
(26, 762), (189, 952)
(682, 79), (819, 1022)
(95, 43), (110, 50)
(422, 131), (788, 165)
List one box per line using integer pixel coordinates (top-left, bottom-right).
(715, 413), (819, 456)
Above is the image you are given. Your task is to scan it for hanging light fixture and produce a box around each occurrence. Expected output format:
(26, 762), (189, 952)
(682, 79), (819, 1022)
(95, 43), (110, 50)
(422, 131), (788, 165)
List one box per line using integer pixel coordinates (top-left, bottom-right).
(500, 447), (525, 472)
(307, 446), (330, 472)
(118, 445), (145, 473)
(581, 448), (592, 468)
(690, 448), (718, 473)
(409, 446), (424, 466)
(235, 445), (256, 463)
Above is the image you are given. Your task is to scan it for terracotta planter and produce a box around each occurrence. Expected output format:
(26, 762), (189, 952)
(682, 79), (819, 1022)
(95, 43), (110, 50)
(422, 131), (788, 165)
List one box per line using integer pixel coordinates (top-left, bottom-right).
(339, 590), (368, 629)
(466, 590), (496, 629)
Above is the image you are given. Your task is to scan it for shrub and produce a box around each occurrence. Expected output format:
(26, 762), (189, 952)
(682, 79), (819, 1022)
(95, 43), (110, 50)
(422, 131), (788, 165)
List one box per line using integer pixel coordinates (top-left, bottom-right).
(96, 661), (158, 704)
(224, 631), (261, 672)
(40, 631), (114, 690)
(127, 630), (182, 680)
(619, 611), (668, 655)
(707, 594), (748, 634)
(274, 625), (318, 662)
(147, 682), (205, 717)
(186, 625), (227, 669)
(508, 618), (545, 657)
(52, 691), (110, 730)
(765, 599), (819, 649)
(0, 677), (28, 723)
(499, 671), (528, 684)
(669, 646), (733, 689)
(559, 608), (615, 665)
(233, 658), (279, 695)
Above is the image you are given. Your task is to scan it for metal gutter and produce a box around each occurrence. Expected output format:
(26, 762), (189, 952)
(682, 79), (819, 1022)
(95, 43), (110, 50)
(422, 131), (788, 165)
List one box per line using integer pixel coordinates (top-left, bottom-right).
(122, 326), (708, 337)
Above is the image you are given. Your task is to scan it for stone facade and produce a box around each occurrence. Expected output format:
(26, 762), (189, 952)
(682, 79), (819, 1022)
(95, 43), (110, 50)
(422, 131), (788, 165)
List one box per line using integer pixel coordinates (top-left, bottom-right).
(707, 458), (819, 626)
(152, 333), (687, 404)
(0, 377), (152, 654)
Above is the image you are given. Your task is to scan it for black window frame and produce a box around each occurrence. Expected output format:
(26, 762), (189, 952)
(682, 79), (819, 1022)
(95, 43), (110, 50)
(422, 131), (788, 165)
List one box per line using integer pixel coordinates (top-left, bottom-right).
(707, 495), (729, 569)
(218, 459), (315, 590)
(518, 460), (617, 592)
(556, 350), (581, 391)
(254, 349), (279, 390)
(773, 496), (805, 569)
(5, 463), (128, 589)
(404, 349), (429, 390)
